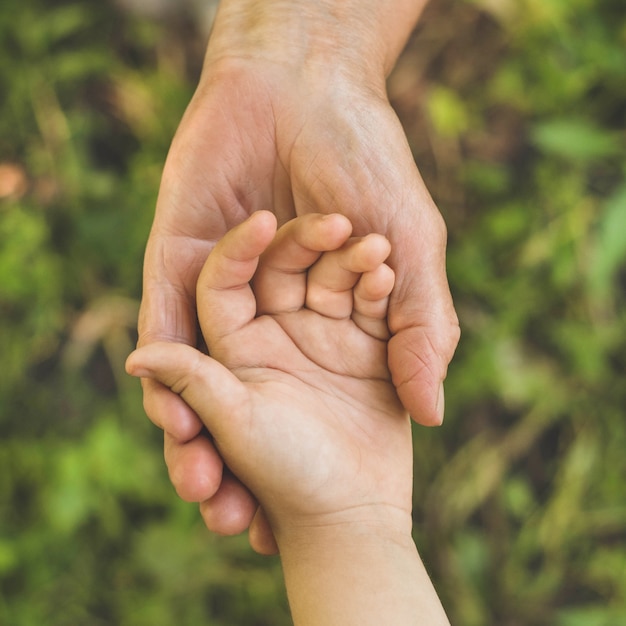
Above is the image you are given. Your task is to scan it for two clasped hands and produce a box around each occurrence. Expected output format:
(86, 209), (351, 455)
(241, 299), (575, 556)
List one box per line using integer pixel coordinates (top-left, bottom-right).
(128, 211), (451, 624)
(127, 1), (459, 623)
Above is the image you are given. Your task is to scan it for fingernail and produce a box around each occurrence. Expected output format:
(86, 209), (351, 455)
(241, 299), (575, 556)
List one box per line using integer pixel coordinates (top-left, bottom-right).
(125, 352), (149, 378)
(126, 363), (147, 378)
(437, 382), (445, 423)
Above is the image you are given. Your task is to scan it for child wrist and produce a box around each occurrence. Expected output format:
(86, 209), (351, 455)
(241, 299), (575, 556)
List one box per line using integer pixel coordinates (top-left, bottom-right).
(271, 504), (414, 551)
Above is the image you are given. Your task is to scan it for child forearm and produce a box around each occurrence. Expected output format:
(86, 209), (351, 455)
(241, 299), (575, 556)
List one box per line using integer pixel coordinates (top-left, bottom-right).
(276, 513), (450, 625)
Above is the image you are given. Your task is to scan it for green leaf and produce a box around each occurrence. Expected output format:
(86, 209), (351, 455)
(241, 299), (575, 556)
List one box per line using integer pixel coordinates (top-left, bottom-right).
(589, 183), (626, 298)
(531, 118), (621, 161)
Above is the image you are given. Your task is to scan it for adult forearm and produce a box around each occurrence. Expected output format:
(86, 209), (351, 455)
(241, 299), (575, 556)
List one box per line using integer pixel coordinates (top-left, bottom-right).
(205, 0), (429, 83)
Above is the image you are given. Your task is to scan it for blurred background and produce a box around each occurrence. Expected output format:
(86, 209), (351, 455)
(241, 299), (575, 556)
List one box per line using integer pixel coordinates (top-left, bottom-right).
(1, 0), (625, 624)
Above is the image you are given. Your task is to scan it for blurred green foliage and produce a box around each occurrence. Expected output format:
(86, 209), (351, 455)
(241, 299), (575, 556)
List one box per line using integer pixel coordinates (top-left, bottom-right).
(1, 0), (624, 624)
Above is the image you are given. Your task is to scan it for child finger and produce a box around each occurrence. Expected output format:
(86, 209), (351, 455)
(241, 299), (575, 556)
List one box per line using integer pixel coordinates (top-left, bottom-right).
(197, 211), (277, 345)
(305, 234), (391, 319)
(126, 342), (250, 442)
(352, 263), (395, 339)
(252, 213), (352, 314)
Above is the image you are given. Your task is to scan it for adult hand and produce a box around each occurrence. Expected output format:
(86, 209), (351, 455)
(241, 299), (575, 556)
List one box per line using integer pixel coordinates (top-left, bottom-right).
(137, 0), (460, 552)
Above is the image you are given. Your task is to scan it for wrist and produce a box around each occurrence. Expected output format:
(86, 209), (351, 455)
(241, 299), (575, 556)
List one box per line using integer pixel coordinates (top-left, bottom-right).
(204, 0), (427, 88)
(272, 503), (414, 553)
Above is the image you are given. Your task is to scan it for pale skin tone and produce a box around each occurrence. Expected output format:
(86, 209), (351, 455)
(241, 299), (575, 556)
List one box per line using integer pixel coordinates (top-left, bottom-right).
(128, 212), (450, 625)
(138, 0), (460, 552)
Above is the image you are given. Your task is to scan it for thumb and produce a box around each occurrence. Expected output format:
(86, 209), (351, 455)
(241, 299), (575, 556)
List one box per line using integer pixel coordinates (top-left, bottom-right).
(388, 325), (457, 427)
(126, 342), (250, 439)
(387, 217), (460, 427)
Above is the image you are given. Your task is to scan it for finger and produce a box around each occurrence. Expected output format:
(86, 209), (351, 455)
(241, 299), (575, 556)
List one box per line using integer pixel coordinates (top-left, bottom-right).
(387, 212), (460, 427)
(197, 211), (278, 346)
(253, 213), (353, 314)
(138, 234), (210, 349)
(164, 430), (224, 502)
(249, 507), (279, 555)
(305, 234), (391, 319)
(141, 377), (204, 439)
(198, 470), (260, 536)
(130, 345), (265, 538)
(126, 343), (250, 444)
(137, 237), (210, 445)
(352, 263), (395, 340)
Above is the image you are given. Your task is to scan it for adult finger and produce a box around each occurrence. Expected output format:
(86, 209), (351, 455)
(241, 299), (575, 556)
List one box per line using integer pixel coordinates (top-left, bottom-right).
(198, 481), (278, 555)
(126, 342), (249, 442)
(249, 507), (279, 555)
(387, 207), (460, 426)
(198, 471), (260, 536)
(141, 378), (203, 438)
(163, 431), (224, 502)
(128, 342), (267, 536)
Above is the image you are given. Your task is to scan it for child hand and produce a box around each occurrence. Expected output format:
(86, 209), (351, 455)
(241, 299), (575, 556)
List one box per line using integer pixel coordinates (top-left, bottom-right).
(126, 211), (413, 543)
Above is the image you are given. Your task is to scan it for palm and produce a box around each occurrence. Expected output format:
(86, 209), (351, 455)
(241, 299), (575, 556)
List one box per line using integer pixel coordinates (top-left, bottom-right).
(210, 311), (404, 518)
(223, 310), (388, 380)
(158, 211), (410, 524)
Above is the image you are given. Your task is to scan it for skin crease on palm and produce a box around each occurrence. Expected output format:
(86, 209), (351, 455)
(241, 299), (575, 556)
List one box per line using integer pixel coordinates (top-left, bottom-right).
(136, 0), (460, 554)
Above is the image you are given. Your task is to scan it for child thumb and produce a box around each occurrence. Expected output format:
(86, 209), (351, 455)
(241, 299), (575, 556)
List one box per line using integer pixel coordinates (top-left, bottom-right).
(126, 342), (248, 437)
